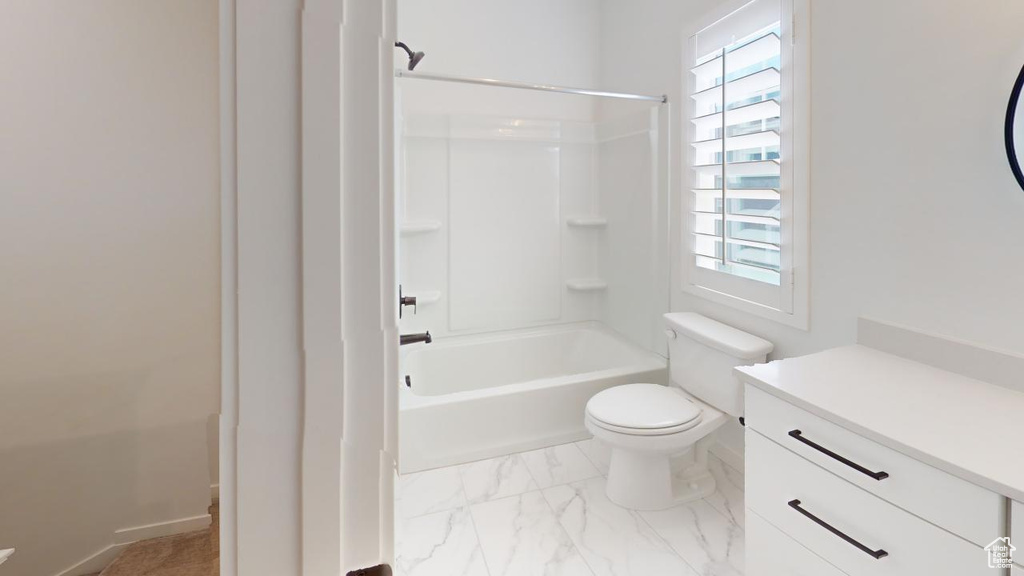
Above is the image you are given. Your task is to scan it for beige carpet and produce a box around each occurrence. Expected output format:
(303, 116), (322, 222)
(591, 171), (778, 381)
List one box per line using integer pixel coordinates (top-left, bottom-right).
(98, 504), (219, 576)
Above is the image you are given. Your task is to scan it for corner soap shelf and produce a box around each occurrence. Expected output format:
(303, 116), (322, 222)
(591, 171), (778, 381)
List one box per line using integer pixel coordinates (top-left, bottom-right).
(566, 216), (607, 228)
(400, 220), (442, 236)
(566, 279), (607, 292)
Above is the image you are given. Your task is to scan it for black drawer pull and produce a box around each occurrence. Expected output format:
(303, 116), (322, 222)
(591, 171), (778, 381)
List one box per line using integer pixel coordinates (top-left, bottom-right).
(788, 499), (889, 560)
(789, 430), (889, 481)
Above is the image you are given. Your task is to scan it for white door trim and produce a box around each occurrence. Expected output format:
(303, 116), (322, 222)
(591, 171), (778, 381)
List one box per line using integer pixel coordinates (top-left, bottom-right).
(217, 0), (238, 573)
(300, 1), (346, 573)
(222, 1), (398, 574)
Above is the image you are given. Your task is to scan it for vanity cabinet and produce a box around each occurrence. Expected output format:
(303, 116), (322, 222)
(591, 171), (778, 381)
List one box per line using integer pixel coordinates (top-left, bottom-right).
(737, 345), (1024, 576)
(746, 385), (1002, 546)
(746, 508), (848, 576)
(746, 398), (994, 575)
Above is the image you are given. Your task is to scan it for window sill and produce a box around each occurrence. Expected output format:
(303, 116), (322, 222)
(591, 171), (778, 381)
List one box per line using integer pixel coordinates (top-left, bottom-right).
(682, 282), (808, 331)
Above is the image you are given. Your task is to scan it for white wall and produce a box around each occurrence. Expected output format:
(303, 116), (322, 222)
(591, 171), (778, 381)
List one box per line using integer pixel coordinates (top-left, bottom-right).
(601, 0), (1024, 365)
(398, 116), (603, 338)
(0, 2), (220, 574)
(397, 0), (670, 350)
(397, 109), (672, 348)
(397, 0), (602, 121)
(597, 108), (671, 354)
(397, 0), (606, 338)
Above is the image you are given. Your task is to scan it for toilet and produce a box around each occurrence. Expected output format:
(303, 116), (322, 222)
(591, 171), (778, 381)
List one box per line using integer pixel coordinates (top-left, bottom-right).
(585, 312), (772, 510)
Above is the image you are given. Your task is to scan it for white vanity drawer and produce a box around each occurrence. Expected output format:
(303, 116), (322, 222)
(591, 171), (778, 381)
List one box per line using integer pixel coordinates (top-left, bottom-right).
(746, 385), (1003, 546)
(747, 430), (990, 576)
(747, 508), (849, 576)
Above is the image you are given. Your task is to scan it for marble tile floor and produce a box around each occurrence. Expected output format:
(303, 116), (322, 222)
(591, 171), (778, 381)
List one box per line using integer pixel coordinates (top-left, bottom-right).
(395, 439), (746, 576)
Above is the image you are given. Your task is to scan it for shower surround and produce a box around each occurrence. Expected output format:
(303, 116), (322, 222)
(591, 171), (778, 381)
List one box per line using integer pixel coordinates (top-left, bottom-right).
(397, 105), (670, 469)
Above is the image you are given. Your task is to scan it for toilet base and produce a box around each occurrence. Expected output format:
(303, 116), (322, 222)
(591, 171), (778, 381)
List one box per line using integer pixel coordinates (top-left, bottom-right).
(605, 448), (673, 510)
(586, 391), (728, 511)
(672, 465), (716, 503)
(604, 436), (718, 511)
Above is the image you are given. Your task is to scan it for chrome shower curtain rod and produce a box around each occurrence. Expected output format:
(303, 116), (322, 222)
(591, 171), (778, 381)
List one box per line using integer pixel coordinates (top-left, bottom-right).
(394, 69), (668, 103)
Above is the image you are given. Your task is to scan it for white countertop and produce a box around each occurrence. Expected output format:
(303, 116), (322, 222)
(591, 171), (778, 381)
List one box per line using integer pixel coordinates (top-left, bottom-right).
(735, 345), (1024, 502)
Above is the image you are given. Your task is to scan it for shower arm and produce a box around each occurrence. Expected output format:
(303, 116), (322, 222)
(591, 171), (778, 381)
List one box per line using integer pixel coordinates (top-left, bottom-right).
(394, 41), (415, 59)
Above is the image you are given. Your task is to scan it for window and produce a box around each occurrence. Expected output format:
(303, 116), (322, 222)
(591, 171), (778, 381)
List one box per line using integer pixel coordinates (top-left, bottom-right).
(684, 0), (808, 328)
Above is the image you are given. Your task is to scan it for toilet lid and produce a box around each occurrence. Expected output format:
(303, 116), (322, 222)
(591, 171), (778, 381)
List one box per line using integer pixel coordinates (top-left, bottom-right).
(586, 384), (702, 431)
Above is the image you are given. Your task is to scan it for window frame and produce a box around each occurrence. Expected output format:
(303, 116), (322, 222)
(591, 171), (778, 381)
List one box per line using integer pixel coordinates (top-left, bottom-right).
(681, 0), (810, 330)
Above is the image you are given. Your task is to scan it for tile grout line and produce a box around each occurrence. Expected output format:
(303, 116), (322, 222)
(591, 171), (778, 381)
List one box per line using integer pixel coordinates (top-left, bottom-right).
(573, 439), (604, 475)
(705, 494), (743, 529)
(706, 454), (747, 527)
(521, 447), (548, 490)
(695, 494), (747, 575)
(475, 445), (600, 576)
(468, 484), (601, 576)
(634, 507), (705, 576)
(546, 444), (604, 573)
(700, 493), (742, 526)
(523, 445), (566, 490)
(529, 442), (700, 574)
(530, 473), (600, 576)
(395, 468), (469, 521)
(565, 440), (605, 481)
(401, 443), (741, 576)
(711, 451), (745, 478)
(691, 458), (748, 573)
(458, 462), (495, 576)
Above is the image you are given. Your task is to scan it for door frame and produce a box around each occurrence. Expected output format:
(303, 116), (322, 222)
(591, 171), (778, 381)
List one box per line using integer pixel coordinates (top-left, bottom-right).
(220, 0), (398, 574)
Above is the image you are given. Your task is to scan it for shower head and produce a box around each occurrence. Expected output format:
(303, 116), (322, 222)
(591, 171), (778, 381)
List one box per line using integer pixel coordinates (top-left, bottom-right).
(408, 50), (425, 70)
(395, 41), (425, 71)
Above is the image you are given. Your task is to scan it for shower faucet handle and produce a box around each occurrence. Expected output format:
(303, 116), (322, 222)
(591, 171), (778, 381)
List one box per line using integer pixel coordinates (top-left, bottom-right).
(399, 285), (417, 318)
(400, 331), (432, 346)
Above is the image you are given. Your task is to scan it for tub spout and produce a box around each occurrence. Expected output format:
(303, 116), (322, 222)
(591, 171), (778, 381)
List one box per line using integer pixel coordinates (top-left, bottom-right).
(400, 331), (432, 346)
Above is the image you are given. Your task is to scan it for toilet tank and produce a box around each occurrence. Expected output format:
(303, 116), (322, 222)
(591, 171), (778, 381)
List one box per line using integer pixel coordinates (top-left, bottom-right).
(664, 313), (773, 417)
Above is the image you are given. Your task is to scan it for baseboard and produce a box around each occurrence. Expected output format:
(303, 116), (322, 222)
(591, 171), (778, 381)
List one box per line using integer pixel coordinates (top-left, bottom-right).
(0, 549), (15, 566)
(211, 483), (220, 502)
(53, 544), (128, 576)
(53, 514), (211, 576)
(710, 441), (744, 474)
(114, 513), (211, 544)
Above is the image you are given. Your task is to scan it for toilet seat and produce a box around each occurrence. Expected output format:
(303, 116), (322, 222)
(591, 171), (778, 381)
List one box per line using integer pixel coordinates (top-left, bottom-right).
(586, 383), (703, 436)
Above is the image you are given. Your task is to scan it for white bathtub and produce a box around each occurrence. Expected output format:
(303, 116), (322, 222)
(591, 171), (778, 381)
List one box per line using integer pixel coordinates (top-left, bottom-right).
(398, 323), (667, 473)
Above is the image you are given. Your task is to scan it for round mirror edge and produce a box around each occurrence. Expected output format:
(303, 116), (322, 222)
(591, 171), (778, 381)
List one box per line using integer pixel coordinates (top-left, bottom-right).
(1006, 62), (1024, 192)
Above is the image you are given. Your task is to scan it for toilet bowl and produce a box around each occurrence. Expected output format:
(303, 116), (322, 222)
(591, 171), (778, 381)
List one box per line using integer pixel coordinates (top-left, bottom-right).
(584, 313), (772, 510)
(585, 383), (727, 510)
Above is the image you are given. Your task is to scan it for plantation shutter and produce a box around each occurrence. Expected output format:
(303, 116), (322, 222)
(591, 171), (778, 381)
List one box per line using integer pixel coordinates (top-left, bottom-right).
(690, 2), (783, 287)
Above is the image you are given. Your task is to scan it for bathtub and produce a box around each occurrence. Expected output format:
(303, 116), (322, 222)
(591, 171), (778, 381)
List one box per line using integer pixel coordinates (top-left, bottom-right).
(398, 323), (667, 473)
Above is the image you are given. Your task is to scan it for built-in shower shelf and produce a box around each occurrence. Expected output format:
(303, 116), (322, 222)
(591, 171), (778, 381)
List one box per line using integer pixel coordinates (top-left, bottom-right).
(410, 290), (441, 304)
(566, 279), (607, 292)
(400, 220), (442, 235)
(566, 216), (608, 228)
